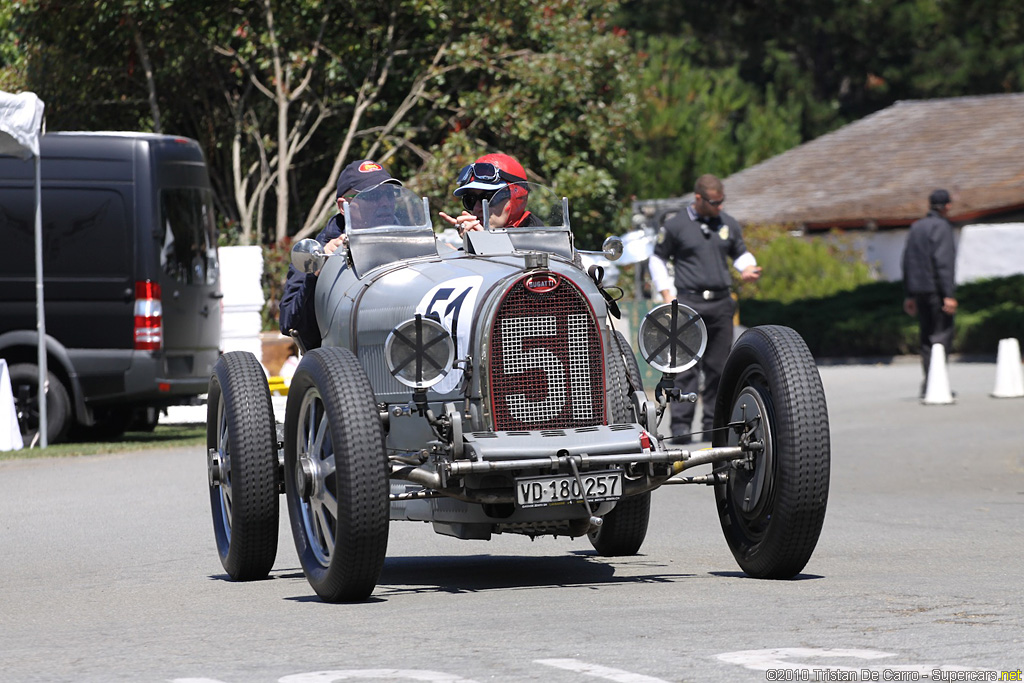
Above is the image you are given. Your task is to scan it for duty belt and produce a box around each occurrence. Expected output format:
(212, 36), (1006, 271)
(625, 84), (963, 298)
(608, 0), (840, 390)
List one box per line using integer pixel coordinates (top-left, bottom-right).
(681, 288), (731, 301)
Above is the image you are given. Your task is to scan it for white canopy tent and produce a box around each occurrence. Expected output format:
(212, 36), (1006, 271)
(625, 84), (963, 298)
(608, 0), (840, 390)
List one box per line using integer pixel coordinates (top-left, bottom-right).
(0, 90), (47, 447)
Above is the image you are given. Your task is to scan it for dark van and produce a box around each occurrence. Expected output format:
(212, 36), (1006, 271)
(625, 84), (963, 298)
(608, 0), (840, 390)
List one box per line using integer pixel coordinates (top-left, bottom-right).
(0, 132), (221, 443)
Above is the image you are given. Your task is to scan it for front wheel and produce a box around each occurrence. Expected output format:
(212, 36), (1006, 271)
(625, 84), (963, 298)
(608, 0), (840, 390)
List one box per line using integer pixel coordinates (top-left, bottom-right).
(283, 347), (389, 603)
(588, 331), (650, 556)
(207, 351), (279, 581)
(713, 325), (830, 579)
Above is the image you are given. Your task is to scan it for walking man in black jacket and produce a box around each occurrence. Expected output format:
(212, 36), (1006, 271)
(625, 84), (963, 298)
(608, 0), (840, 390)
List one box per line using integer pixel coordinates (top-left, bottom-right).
(902, 188), (958, 396)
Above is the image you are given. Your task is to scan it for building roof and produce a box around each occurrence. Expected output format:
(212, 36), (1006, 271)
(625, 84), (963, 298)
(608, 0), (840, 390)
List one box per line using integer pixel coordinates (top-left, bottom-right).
(685, 93), (1024, 230)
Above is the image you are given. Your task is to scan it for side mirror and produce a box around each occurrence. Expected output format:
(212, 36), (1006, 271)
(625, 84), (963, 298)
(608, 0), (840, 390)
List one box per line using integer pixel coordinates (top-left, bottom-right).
(291, 238), (327, 274)
(602, 236), (624, 261)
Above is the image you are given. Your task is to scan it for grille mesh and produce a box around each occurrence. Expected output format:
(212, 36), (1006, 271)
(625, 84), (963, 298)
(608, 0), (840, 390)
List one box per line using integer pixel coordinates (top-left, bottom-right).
(489, 275), (604, 430)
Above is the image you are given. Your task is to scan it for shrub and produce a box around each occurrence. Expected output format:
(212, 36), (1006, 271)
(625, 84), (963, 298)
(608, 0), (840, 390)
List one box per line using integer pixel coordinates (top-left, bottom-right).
(734, 225), (875, 303)
(741, 274), (1024, 359)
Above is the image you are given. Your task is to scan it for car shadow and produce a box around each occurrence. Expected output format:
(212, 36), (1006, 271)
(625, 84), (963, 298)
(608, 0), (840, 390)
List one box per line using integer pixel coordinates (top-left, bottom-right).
(708, 570), (825, 581)
(211, 557), (822, 602)
(372, 551), (697, 596)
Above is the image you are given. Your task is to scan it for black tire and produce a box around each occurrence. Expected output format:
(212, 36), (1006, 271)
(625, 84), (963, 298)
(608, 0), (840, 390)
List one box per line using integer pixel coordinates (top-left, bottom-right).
(129, 406), (160, 432)
(712, 325), (830, 579)
(9, 363), (71, 445)
(588, 331), (651, 556)
(613, 330), (645, 395)
(73, 406), (132, 441)
(207, 351), (279, 581)
(283, 347), (389, 603)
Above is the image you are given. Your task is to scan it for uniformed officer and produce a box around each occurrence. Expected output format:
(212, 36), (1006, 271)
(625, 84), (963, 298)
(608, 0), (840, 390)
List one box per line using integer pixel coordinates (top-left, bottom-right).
(901, 188), (957, 397)
(649, 173), (761, 443)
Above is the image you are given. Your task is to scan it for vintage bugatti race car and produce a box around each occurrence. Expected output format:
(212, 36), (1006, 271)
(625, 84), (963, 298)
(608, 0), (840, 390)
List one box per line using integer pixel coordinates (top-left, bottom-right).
(205, 183), (830, 602)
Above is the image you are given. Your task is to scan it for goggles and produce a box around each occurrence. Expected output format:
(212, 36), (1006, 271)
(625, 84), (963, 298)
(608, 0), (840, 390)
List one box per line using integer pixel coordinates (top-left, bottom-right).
(456, 162), (524, 187)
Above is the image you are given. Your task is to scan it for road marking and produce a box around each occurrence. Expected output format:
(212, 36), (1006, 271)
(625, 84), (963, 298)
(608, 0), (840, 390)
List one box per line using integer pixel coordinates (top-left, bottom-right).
(717, 648), (894, 671)
(535, 659), (670, 683)
(278, 671), (481, 683)
(716, 648), (997, 676)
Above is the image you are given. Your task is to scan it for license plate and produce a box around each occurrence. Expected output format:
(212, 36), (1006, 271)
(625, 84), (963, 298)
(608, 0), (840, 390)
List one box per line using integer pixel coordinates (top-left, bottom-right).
(515, 470), (623, 508)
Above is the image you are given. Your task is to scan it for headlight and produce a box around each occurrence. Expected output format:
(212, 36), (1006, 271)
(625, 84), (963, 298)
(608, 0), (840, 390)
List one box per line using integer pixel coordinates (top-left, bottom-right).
(385, 315), (455, 389)
(637, 302), (708, 373)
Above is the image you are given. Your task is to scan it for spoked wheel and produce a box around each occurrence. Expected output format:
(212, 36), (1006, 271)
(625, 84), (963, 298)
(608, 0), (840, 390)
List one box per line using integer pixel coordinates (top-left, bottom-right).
(207, 351), (279, 581)
(588, 330), (650, 556)
(712, 325), (830, 578)
(283, 347), (389, 603)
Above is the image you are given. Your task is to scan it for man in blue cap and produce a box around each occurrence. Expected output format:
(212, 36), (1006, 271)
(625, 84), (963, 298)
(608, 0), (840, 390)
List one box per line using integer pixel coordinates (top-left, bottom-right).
(902, 188), (958, 397)
(279, 159), (402, 351)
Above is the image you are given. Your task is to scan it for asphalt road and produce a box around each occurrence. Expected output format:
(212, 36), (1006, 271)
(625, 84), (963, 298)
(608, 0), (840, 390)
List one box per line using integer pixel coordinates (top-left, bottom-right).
(1, 359), (1022, 683)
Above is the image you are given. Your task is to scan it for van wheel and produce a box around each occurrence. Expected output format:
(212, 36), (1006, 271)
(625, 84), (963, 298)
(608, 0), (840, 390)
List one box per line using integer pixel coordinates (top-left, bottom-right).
(8, 363), (71, 445)
(76, 407), (132, 440)
(207, 352), (279, 581)
(130, 407), (160, 432)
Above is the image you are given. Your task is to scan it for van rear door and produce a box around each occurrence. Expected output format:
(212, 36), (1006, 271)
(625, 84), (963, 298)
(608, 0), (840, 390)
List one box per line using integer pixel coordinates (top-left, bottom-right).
(155, 185), (221, 380)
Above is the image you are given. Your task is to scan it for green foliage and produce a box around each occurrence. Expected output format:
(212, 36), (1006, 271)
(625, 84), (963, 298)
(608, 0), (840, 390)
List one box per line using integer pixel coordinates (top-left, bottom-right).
(735, 225), (875, 303)
(0, 3), (26, 91)
(617, 0), (1024, 142)
(422, 0), (641, 250)
(621, 35), (803, 200)
(740, 275), (1024, 359)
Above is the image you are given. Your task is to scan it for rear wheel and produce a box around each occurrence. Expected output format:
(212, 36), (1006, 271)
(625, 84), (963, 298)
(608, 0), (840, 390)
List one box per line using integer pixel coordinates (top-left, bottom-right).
(588, 331), (650, 556)
(713, 325), (830, 578)
(207, 351), (279, 581)
(9, 363), (71, 445)
(283, 347), (389, 602)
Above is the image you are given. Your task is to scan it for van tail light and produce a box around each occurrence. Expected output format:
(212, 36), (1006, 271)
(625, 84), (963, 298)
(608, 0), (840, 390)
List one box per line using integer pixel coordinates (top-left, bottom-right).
(134, 280), (163, 350)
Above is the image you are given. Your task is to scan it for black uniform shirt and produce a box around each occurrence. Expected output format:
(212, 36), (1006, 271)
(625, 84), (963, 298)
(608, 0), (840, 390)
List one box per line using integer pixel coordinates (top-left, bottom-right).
(653, 204), (748, 292)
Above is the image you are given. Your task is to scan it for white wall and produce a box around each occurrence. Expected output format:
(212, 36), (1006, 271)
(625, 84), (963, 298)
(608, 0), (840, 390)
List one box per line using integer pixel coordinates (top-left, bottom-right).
(848, 223), (1024, 284)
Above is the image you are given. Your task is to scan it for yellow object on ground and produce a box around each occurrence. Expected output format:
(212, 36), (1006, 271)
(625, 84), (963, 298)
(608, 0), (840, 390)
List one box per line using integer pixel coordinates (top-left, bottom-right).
(267, 376), (288, 396)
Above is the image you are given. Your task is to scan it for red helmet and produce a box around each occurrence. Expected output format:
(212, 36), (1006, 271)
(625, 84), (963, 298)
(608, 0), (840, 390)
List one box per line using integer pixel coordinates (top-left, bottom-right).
(454, 153), (530, 226)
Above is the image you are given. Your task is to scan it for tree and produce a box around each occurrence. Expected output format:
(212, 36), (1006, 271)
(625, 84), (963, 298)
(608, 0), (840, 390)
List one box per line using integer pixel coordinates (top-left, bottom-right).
(10, 0), (641, 249)
(620, 35), (802, 200)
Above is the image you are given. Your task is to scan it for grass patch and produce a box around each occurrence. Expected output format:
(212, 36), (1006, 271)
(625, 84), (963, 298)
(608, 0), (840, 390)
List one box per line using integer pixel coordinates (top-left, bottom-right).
(1, 423), (206, 461)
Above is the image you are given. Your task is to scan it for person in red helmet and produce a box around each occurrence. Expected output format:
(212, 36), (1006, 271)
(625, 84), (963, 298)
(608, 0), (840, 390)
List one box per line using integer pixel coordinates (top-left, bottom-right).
(439, 153), (540, 235)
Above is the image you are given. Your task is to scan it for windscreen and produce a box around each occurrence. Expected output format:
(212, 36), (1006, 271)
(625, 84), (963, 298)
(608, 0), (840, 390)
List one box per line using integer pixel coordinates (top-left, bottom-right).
(345, 183), (429, 231)
(480, 182), (565, 229)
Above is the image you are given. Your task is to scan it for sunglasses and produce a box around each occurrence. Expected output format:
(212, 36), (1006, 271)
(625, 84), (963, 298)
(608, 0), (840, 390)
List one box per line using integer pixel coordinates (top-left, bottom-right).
(702, 195), (725, 207)
(461, 190), (497, 211)
(461, 187), (512, 212)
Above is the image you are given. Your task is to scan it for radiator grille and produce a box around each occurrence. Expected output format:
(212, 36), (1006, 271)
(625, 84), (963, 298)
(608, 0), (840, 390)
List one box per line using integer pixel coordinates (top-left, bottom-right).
(488, 274), (604, 430)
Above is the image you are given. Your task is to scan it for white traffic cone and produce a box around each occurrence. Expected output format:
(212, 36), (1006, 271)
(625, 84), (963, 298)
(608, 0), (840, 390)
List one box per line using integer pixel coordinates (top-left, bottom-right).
(922, 342), (954, 405)
(991, 337), (1024, 398)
